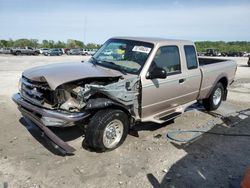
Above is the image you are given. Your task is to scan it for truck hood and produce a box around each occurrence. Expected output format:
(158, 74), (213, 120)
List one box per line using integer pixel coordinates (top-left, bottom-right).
(22, 62), (122, 90)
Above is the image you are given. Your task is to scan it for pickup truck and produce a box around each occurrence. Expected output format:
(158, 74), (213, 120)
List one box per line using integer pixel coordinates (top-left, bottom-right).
(11, 46), (40, 55)
(0, 47), (12, 54)
(12, 37), (237, 154)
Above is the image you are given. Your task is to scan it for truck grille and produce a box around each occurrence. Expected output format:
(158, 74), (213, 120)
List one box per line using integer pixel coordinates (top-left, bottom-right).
(20, 77), (52, 106)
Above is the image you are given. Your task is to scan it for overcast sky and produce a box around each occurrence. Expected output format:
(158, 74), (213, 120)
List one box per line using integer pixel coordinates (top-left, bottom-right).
(0, 0), (250, 44)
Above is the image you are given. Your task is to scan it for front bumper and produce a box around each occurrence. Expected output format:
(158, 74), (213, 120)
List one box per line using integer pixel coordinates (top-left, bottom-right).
(12, 93), (90, 154)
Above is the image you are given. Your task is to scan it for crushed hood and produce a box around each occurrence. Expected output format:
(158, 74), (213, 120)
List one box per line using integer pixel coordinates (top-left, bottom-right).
(23, 62), (122, 90)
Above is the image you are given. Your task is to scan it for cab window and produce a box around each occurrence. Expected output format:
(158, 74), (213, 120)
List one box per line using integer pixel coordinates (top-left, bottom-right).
(184, 45), (198, 69)
(152, 46), (181, 74)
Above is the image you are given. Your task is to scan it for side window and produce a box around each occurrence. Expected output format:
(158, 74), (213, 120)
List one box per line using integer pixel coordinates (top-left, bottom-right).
(184, 45), (198, 69)
(152, 46), (181, 74)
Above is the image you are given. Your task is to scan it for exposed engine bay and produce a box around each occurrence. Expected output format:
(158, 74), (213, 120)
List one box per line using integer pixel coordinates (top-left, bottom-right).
(20, 76), (141, 120)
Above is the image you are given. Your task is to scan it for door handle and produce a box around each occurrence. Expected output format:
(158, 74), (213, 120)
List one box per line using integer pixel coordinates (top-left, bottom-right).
(179, 78), (186, 84)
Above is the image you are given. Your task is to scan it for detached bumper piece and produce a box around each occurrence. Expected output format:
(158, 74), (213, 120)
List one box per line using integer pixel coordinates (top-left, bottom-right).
(12, 93), (90, 154)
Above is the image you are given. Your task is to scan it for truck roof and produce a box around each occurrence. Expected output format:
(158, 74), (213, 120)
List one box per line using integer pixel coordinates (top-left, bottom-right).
(111, 36), (194, 46)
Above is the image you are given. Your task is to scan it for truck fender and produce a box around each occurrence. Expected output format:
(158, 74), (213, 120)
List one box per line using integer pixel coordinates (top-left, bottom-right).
(85, 98), (130, 114)
(205, 74), (228, 100)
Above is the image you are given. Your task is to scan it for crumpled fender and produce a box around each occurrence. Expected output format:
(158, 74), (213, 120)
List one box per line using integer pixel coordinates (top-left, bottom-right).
(85, 98), (124, 110)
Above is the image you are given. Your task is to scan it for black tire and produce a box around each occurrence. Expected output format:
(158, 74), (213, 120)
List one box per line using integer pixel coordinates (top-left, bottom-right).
(34, 52), (39, 56)
(203, 82), (224, 111)
(15, 51), (21, 55)
(85, 109), (129, 152)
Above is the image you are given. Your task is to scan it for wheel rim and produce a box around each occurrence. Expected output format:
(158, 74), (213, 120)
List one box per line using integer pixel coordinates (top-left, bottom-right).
(103, 119), (123, 148)
(213, 87), (222, 106)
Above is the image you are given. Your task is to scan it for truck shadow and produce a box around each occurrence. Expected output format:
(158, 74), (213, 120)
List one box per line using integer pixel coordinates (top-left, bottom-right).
(19, 118), (84, 156)
(129, 120), (174, 137)
(239, 64), (249, 67)
(129, 102), (204, 137)
(146, 108), (250, 188)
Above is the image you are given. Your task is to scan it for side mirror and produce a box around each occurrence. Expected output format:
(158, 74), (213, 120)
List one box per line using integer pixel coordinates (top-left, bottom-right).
(146, 67), (167, 79)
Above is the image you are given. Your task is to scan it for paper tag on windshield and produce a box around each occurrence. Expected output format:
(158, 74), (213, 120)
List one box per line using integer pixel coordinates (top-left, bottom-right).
(132, 46), (151, 54)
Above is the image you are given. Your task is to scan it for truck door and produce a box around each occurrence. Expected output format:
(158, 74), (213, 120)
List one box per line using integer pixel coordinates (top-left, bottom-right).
(141, 45), (200, 119)
(27, 47), (33, 55)
(182, 45), (201, 102)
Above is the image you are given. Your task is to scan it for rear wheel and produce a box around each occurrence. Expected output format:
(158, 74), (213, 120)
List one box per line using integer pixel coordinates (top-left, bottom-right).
(85, 109), (129, 152)
(203, 82), (224, 111)
(15, 51), (21, 55)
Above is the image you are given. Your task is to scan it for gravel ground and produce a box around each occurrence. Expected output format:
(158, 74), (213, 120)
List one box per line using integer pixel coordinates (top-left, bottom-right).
(0, 55), (249, 188)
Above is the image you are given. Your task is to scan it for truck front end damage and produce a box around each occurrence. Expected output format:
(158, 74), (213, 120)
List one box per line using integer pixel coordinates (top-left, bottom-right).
(12, 75), (141, 154)
(82, 76), (141, 119)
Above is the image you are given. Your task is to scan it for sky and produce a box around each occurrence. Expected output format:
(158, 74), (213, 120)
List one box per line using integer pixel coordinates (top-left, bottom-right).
(0, 0), (250, 44)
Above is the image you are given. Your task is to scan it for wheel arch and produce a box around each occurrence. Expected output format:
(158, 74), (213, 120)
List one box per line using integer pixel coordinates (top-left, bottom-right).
(205, 75), (228, 99)
(85, 97), (133, 124)
(218, 77), (228, 89)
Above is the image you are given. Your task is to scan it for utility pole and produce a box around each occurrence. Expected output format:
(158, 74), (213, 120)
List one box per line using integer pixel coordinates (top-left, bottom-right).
(84, 16), (87, 45)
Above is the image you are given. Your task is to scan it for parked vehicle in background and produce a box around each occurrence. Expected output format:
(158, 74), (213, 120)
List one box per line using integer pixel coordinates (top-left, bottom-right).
(39, 48), (50, 55)
(227, 52), (243, 57)
(204, 48), (218, 56)
(83, 49), (97, 56)
(64, 48), (70, 54)
(11, 47), (40, 55)
(60, 48), (65, 54)
(88, 49), (97, 56)
(44, 48), (63, 56)
(0, 47), (12, 54)
(67, 48), (83, 55)
(248, 57), (250, 67)
(197, 52), (205, 56)
(220, 52), (228, 57)
(243, 52), (250, 57)
(12, 37), (237, 154)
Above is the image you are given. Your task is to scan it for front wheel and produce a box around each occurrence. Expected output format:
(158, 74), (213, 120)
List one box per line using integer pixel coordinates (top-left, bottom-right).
(84, 109), (129, 152)
(203, 82), (224, 111)
(15, 51), (21, 55)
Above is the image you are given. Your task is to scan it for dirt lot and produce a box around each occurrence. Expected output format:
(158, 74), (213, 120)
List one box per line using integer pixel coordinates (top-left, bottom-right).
(0, 55), (249, 188)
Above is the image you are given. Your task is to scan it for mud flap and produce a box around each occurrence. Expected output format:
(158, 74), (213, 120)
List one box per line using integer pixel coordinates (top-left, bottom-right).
(223, 88), (228, 101)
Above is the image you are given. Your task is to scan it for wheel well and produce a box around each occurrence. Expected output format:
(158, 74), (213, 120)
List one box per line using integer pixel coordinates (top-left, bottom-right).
(218, 77), (228, 89)
(108, 105), (132, 119)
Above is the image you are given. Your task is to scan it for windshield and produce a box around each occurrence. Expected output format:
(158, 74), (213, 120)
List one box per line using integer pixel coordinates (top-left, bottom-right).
(92, 39), (154, 74)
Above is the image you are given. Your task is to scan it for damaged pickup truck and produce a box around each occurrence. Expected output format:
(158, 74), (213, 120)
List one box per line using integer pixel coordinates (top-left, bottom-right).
(12, 37), (237, 154)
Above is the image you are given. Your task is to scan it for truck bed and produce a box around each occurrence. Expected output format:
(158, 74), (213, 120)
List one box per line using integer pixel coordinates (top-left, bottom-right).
(197, 57), (237, 100)
(198, 57), (228, 66)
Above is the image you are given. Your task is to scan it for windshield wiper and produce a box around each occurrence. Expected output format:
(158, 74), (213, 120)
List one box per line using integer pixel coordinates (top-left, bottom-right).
(100, 60), (127, 75)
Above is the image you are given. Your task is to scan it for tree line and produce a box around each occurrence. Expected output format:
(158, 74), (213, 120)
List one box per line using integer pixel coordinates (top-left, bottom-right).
(0, 39), (250, 52)
(0, 39), (101, 49)
(195, 41), (250, 52)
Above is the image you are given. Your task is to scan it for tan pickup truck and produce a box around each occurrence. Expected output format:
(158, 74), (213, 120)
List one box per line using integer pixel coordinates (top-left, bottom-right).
(12, 37), (237, 154)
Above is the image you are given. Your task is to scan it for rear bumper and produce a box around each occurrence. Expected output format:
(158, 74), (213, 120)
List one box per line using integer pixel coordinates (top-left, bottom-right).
(12, 93), (90, 154)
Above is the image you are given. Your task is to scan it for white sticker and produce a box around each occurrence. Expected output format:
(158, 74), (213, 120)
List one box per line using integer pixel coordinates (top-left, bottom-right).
(132, 46), (151, 54)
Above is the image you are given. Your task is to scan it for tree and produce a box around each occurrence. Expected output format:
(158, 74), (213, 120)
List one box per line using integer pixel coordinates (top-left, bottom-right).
(66, 39), (84, 48)
(86, 43), (99, 49)
(13, 39), (33, 47)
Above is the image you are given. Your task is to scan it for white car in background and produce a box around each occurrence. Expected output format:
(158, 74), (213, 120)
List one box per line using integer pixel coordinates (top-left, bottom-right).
(39, 48), (50, 55)
(83, 49), (97, 56)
